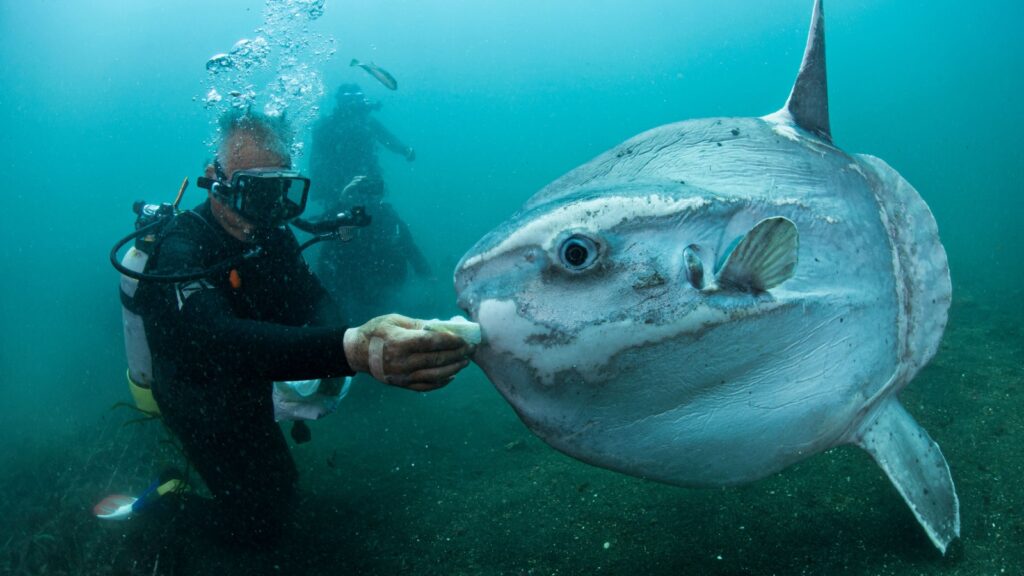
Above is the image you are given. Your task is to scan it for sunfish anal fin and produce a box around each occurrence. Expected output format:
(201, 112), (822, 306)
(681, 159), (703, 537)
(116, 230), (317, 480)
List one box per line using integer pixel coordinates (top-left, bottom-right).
(716, 217), (798, 293)
(783, 0), (831, 142)
(853, 398), (960, 554)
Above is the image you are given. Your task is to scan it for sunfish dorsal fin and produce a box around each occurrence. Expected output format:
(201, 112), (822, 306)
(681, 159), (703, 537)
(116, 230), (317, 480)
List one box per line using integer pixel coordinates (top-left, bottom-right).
(716, 217), (798, 293)
(783, 0), (831, 142)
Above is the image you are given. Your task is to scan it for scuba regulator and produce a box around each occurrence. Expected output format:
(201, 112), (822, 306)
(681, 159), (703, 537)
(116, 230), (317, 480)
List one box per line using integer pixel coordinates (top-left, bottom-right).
(293, 205), (371, 250)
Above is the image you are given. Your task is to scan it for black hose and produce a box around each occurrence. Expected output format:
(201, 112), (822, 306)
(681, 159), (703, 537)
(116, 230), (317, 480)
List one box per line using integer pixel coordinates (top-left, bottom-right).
(111, 208), (349, 282)
(299, 235), (330, 252)
(109, 221), (257, 283)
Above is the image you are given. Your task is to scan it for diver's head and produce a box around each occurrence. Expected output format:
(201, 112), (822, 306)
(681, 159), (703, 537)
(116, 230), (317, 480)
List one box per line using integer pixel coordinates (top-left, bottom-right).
(335, 83), (378, 114)
(215, 109), (293, 177)
(203, 110), (309, 241)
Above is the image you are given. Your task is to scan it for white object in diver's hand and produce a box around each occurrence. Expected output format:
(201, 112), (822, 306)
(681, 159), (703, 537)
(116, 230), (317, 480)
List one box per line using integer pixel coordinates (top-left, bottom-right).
(422, 316), (482, 346)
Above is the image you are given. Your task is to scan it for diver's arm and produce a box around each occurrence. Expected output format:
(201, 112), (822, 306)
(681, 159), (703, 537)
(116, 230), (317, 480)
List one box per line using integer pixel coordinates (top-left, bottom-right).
(154, 232), (353, 382)
(368, 117), (414, 160)
(153, 225), (467, 390)
(179, 292), (352, 381)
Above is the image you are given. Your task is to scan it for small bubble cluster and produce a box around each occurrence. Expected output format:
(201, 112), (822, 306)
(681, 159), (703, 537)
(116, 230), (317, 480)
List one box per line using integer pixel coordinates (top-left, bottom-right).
(265, 0), (326, 22)
(199, 0), (335, 157)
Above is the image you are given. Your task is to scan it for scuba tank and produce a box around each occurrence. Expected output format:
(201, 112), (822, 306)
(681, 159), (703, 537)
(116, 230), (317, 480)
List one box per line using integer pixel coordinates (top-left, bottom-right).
(121, 245), (158, 414)
(116, 179), (189, 415)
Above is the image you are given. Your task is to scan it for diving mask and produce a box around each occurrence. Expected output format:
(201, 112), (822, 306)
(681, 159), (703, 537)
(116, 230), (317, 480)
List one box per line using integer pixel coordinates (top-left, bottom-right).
(198, 168), (310, 227)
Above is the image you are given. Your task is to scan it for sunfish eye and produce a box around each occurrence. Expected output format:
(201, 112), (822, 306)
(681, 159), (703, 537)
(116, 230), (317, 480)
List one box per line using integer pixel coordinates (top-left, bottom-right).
(559, 235), (599, 271)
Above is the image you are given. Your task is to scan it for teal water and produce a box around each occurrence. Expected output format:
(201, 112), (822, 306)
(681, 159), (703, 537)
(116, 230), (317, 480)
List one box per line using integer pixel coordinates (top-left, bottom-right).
(1, 0), (1021, 574)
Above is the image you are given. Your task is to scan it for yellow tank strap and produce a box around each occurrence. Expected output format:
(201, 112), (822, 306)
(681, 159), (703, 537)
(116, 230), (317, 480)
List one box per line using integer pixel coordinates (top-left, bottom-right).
(127, 371), (161, 415)
(156, 478), (185, 496)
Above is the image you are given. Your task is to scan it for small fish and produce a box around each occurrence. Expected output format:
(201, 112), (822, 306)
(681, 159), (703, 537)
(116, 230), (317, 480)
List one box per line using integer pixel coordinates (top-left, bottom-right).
(350, 58), (398, 90)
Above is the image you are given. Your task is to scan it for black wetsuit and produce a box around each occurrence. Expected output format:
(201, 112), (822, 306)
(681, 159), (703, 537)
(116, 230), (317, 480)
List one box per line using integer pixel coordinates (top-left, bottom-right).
(136, 200), (352, 545)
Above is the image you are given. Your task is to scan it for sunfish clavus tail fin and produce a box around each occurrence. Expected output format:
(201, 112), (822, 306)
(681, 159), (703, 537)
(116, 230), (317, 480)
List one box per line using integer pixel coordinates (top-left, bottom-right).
(782, 0), (831, 142)
(852, 398), (960, 554)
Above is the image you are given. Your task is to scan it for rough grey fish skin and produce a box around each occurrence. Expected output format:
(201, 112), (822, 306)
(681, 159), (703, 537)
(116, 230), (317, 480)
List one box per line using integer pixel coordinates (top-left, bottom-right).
(454, 0), (958, 554)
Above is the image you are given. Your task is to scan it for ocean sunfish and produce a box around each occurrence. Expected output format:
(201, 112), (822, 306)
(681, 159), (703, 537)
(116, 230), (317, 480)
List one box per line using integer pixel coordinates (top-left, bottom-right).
(454, 0), (957, 554)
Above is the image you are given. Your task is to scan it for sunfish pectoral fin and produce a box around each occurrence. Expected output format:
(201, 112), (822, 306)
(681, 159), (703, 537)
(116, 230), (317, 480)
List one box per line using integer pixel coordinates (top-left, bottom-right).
(852, 398), (960, 554)
(715, 217), (798, 292)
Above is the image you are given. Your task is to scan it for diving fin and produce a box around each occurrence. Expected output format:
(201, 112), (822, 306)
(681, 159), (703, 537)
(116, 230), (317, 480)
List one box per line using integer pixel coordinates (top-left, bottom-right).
(93, 494), (138, 521)
(852, 398), (960, 554)
(93, 470), (186, 521)
(716, 217), (798, 292)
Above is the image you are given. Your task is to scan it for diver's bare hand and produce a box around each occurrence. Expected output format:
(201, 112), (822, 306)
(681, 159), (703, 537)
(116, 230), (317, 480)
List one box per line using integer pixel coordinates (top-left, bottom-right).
(343, 314), (471, 391)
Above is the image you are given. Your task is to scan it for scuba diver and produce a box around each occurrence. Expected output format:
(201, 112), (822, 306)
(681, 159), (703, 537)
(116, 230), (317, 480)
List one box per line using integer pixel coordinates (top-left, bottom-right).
(310, 83), (430, 324)
(317, 175), (432, 325)
(108, 109), (472, 548)
(309, 83), (415, 208)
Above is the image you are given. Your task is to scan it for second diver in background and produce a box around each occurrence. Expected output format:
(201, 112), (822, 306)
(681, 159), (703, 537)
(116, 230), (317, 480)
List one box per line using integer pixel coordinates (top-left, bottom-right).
(310, 83), (432, 325)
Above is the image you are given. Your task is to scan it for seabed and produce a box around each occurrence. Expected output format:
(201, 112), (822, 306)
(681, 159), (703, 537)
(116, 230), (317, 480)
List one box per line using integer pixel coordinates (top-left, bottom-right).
(0, 280), (1020, 575)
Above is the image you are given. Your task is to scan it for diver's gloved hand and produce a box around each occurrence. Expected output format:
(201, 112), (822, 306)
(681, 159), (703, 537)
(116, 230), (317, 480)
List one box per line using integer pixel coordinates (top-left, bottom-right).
(343, 314), (471, 392)
(404, 147), (416, 162)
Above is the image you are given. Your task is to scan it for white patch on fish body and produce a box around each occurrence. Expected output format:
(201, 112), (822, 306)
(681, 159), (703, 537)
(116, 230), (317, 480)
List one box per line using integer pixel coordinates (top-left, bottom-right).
(762, 109), (838, 158)
(762, 109), (802, 142)
(767, 197), (839, 225)
(478, 296), (786, 385)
